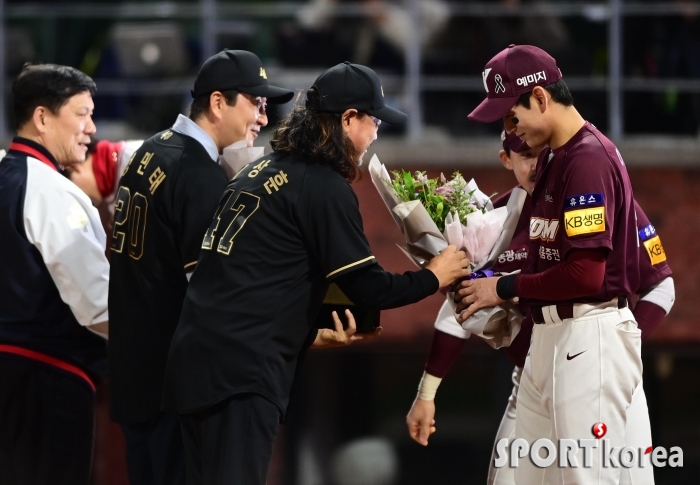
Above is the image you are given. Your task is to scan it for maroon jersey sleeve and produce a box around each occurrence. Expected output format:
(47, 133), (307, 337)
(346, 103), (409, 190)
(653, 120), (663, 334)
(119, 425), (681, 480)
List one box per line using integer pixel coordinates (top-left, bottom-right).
(558, 147), (618, 257)
(634, 200), (672, 292)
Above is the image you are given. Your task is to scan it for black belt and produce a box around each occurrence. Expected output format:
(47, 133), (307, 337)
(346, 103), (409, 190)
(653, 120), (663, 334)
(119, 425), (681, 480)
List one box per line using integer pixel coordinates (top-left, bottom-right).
(532, 296), (628, 324)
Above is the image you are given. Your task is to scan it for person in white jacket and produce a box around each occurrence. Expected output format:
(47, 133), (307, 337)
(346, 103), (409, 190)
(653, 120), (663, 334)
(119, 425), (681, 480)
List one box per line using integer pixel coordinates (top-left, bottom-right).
(0, 63), (109, 485)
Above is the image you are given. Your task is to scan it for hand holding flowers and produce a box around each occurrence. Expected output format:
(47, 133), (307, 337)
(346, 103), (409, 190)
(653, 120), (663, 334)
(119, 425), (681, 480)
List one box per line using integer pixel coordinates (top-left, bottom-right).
(368, 154), (528, 348)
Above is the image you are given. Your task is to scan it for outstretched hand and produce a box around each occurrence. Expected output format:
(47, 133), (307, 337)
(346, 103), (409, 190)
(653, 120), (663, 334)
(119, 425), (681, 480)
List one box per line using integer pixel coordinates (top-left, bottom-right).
(311, 309), (382, 348)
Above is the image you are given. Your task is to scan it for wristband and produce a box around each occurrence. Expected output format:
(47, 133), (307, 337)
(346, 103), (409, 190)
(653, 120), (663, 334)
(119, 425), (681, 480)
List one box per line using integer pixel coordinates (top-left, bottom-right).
(496, 274), (518, 300)
(417, 371), (443, 401)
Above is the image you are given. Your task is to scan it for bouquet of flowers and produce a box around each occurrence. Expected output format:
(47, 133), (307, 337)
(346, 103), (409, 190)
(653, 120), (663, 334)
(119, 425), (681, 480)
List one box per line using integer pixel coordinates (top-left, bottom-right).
(388, 170), (479, 234)
(368, 154), (526, 348)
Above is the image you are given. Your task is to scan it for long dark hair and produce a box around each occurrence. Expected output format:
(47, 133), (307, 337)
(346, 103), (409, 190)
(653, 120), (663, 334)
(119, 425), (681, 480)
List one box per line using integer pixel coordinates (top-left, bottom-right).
(270, 88), (361, 182)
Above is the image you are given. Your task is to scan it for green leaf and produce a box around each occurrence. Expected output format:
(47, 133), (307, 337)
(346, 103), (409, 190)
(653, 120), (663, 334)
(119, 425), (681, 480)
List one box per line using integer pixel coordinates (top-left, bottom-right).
(403, 171), (415, 196)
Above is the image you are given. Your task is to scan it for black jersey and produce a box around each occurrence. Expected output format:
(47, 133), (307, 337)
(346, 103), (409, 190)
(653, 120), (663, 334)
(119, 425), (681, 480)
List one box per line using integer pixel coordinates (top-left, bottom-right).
(163, 151), (379, 416)
(108, 129), (228, 423)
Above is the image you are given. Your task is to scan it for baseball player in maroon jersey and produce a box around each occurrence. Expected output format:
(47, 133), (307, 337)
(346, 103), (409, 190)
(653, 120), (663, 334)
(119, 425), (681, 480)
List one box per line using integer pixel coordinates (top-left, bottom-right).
(449, 44), (671, 484)
(406, 130), (675, 484)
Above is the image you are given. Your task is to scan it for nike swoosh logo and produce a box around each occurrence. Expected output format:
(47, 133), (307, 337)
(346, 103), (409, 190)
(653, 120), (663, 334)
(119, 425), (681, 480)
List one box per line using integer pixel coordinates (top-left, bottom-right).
(567, 351), (586, 360)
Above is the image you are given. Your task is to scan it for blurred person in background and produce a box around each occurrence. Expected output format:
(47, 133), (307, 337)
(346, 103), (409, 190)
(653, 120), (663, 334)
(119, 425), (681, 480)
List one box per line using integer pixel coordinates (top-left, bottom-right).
(64, 139), (143, 235)
(0, 64), (109, 485)
(278, 0), (449, 70)
(626, 0), (700, 135)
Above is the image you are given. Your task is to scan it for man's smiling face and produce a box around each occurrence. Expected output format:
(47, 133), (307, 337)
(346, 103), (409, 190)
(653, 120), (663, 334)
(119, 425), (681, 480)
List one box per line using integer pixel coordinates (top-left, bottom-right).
(503, 88), (553, 150)
(220, 92), (268, 149)
(42, 90), (96, 167)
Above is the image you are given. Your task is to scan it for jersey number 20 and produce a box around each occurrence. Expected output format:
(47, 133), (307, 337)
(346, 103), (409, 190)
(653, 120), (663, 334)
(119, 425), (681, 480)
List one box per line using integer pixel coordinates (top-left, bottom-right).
(111, 186), (148, 259)
(202, 188), (260, 255)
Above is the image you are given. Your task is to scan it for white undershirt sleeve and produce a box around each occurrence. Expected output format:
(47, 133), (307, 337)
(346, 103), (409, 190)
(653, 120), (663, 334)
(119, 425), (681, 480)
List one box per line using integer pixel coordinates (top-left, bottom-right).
(23, 159), (110, 333)
(638, 276), (675, 314)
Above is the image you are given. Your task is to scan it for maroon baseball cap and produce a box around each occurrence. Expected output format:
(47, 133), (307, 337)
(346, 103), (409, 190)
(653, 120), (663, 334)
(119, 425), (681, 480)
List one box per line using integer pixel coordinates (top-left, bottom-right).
(501, 130), (529, 153)
(469, 44), (562, 123)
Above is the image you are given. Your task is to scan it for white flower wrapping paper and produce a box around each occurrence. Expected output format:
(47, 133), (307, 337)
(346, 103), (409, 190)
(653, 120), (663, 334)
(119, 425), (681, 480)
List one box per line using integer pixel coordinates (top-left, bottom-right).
(368, 154), (527, 348)
(370, 155), (443, 265)
(445, 187), (527, 348)
(219, 140), (265, 179)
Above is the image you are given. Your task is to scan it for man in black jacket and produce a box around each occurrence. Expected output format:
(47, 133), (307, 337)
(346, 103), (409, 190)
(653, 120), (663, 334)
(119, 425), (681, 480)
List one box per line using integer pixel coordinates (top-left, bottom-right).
(108, 50), (293, 485)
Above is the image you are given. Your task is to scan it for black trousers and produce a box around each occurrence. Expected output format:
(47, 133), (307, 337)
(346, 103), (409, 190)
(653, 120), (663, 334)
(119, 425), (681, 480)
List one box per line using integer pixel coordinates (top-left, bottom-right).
(121, 412), (186, 485)
(0, 358), (95, 485)
(179, 394), (281, 485)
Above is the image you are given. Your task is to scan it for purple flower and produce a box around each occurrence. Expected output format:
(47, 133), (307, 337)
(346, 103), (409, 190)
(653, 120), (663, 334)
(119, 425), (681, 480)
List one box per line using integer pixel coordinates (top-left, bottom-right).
(435, 186), (454, 196)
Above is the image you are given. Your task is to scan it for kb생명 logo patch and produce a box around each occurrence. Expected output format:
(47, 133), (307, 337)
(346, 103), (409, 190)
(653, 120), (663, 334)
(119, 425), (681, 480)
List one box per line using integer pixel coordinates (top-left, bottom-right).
(564, 207), (605, 237)
(639, 223), (666, 265)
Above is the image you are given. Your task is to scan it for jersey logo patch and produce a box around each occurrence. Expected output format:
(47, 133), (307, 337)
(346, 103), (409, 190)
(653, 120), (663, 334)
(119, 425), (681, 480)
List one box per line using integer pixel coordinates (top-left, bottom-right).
(530, 218), (559, 242)
(638, 223), (657, 242)
(67, 203), (89, 232)
(564, 207), (605, 237)
(538, 246), (560, 261)
(498, 247), (528, 264)
(643, 235), (666, 265)
(565, 193), (604, 210)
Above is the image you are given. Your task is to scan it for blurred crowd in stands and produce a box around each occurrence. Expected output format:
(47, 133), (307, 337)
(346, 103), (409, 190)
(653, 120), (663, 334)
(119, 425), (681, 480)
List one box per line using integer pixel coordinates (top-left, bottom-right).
(4, 0), (700, 136)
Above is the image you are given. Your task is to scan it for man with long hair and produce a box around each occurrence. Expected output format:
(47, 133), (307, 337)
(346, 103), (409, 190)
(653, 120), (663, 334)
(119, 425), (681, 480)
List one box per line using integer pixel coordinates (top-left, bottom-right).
(162, 61), (471, 484)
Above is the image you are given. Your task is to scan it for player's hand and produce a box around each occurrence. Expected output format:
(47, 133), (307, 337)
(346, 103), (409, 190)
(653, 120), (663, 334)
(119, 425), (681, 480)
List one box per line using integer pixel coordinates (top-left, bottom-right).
(454, 277), (505, 323)
(311, 309), (378, 348)
(406, 398), (437, 446)
(425, 245), (471, 288)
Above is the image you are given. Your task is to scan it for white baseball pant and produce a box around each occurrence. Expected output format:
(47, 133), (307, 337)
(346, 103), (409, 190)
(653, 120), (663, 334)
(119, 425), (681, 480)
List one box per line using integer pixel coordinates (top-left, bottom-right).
(487, 367), (654, 484)
(512, 300), (646, 484)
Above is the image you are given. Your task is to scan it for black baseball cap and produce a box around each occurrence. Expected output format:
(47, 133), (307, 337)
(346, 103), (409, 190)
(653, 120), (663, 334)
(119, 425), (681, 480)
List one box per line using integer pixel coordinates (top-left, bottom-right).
(309, 61), (407, 124)
(192, 50), (294, 104)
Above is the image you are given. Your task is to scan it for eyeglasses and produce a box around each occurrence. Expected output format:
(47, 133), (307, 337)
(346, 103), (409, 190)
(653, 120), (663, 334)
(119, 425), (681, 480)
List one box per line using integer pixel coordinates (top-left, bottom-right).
(369, 115), (381, 128)
(240, 92), (267, 116)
